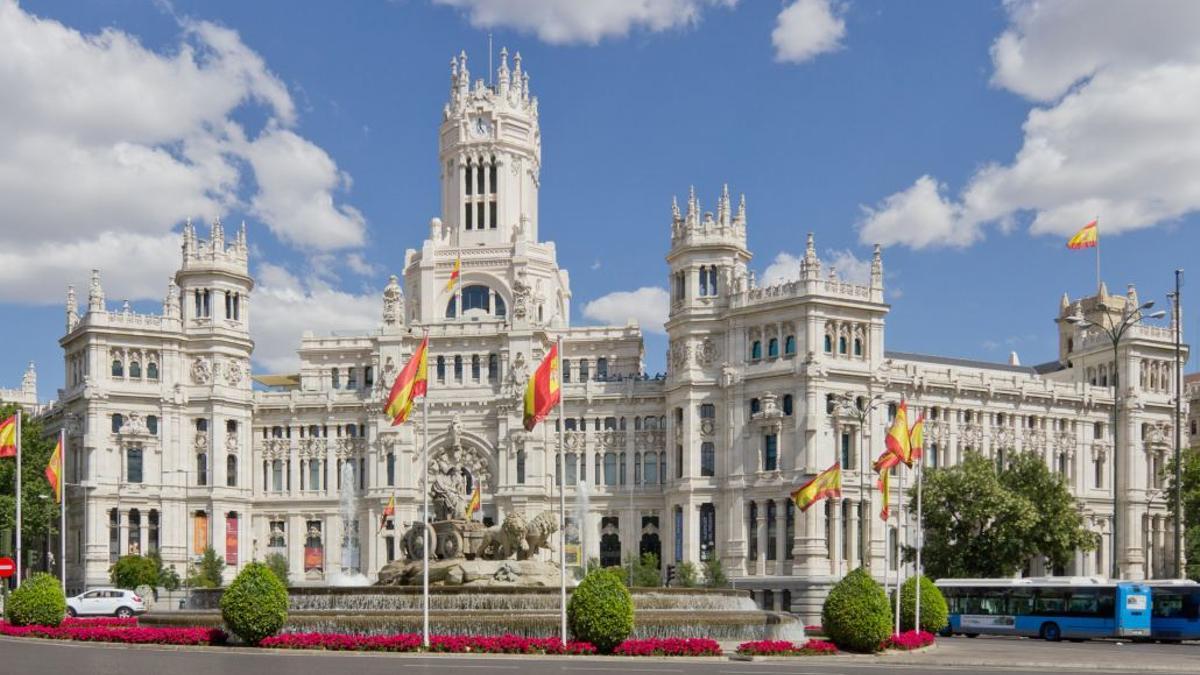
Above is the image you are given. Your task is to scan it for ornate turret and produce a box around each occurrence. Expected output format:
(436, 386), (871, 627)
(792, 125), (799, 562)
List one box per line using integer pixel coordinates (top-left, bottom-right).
(669, 185), (748, 250)
(87, 269), (104, 313)
(66, 284), (78, 332)
(870, 244), (883, 291)
(667, 184), (752, 318)
(800, 233), (821, 280)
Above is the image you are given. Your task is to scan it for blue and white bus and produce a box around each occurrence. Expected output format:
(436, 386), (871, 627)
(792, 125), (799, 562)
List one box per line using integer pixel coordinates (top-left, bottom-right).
(1147, 580), (1200, 641)
(936, 577), (1152, 641)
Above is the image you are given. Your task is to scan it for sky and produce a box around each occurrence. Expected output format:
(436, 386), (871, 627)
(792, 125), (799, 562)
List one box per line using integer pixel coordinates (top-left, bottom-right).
(2, 0), (1199, 400)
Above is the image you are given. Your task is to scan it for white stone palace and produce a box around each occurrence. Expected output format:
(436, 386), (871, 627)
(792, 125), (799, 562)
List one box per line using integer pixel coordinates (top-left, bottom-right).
(39, 50), (1188, 620)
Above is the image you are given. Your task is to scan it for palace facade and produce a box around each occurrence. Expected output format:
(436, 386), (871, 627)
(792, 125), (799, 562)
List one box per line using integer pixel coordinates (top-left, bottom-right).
(41, 50), (1188, 621)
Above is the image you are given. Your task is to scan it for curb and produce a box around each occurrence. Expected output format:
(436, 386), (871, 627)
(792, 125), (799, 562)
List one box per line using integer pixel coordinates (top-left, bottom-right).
(729, 643), (936, 662)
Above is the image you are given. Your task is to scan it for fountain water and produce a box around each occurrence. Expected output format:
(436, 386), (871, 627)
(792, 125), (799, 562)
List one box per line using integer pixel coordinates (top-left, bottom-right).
(575, 479), (590, 576)
(331, 461), (370, 586)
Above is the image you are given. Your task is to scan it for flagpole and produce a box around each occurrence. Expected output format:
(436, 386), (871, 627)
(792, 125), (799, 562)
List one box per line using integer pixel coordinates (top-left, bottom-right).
(421, 335), (431, 649)
(894, 463), (905, 636)
(914, 449), (924, 633)
(1095, 216), (1101, 292)
(557, 335), (567, 647)
(59, 428), (66, 594)
(15, 410), (21, 584)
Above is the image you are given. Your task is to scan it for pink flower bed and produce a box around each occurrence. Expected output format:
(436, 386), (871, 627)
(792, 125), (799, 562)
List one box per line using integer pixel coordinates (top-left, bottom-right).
(0, 622), (225, 646)
(736, 639), (838, 656)
(258, 632), (596, 655)
(884, 630), (935, 651)
(804, 624), (824, 633)
(612, 637), (722, 657)
(61, 617), (140, 628)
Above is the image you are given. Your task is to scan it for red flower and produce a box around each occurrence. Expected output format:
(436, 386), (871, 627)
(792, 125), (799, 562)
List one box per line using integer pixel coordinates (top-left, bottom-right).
(883, 630), (935, 651)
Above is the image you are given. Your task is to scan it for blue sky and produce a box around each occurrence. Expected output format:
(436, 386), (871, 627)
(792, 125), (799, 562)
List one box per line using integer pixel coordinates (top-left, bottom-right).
(1, 0), (1198, 399)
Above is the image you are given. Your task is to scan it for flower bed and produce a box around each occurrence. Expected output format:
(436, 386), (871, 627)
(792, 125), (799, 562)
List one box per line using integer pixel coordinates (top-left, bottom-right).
(612, 637), (722, 656)
(804, 624), (824, 633)
(736, 639), (838, 656)
(61, 617), (140, 628)
(884, 630), (935, 651)
(0, 622), (225, 646)
(258, 632), (596, 655)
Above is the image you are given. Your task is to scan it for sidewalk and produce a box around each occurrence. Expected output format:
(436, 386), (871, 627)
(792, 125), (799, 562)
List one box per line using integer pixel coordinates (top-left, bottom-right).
(901, 635), (1200, 673)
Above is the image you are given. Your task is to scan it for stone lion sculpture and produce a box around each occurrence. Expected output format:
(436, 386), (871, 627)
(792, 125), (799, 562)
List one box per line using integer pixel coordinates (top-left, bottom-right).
(477, 510), (559, 561)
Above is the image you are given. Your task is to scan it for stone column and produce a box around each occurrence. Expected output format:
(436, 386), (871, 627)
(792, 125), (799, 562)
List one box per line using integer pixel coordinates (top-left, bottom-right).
(847, 499), (860, 571)
(830, 499), (843, 576)
(754, 507), (767, 575)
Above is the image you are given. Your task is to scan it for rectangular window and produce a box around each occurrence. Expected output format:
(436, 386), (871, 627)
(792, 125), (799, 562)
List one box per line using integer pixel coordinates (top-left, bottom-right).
(489, 201), (497, 229)
(763, 434), (778, 471)
(347, 367), (357, 389)
(477, 203), (484, 230)
(386, 536), (395, 562)
(562, 359), (571, 383)
(701, 442), (715, 477)
(840, 432), (852, 468)
(516, 453), (526, 484)
(387, 453), (396, 487)
(309, 459), (322, 491)
(126, 448), (143, 483)
(269, 521), (286, 548)
(272, 460), (284, 492)
(465, 201), (473, 229)
(365, 366), (374, 388)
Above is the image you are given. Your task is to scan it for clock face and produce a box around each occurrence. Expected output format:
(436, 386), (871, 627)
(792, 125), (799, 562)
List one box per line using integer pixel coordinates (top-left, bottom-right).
(471, 116), (491, 138)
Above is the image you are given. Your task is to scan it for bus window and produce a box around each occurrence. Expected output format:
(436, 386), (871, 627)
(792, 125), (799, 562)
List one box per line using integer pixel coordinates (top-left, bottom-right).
(1152, 591), (1182, 618)
(1097, 590), (1116, 618)
(1008, 589), (1034, 615)
(1067, 591), (1100, 616)
(1035, 589), (1066, 615)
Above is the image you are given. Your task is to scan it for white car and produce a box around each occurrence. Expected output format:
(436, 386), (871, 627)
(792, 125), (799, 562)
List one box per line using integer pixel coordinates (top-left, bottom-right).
(66, 588), (147, 617)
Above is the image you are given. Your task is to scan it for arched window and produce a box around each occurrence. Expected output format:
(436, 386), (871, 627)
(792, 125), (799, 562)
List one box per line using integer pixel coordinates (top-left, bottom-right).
(436, 355), (446, 383)
(111, 413), (123, 433)
(784, 335), (796, 355)
(471, 354), (481, 381)
(146, 362), (159, 380)
(494, 294), (506, 317)
(708, 266), (718, 296)
(129, 360), (142, 378)
(562, 359), (571, 382)
(111, 359), (124, 377)
(750, 398), (761, 415)
(751, 341), (762, 360)
(853, 338), (863, 356)
(226, 454), (238, 487)
(147, 415), (158, 435)
(838, 336), (848, 354)
(768, 338), (779, 358)
(128, 509), (141, 554)
(783, 394), (794, 416)
(698, 266), (709, 296)
(148, 510), (159, 555)
(488, 354), (499, 382)
(824, 335), (833, 353)
(126, 448), (143, 483)
(453, 355), (463, 381)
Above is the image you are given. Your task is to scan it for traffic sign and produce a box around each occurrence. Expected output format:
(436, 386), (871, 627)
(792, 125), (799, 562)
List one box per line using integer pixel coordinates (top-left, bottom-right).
(0, 557), (14, 578)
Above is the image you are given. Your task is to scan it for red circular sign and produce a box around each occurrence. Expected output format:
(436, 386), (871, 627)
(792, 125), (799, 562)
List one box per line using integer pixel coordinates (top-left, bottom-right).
(0, 557), (14, 578)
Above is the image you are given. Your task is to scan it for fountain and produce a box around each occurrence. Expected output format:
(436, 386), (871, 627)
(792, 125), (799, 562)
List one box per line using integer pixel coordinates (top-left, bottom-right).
(575, 479), (590, 577)
(330, 461), (370, 587)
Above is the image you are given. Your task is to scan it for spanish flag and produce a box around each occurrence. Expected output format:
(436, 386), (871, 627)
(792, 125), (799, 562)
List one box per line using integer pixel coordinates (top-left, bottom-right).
(0, 414), (16, 458)
(378, 495), (395, 533)
(465, 485), (481, 519)
(523, 343), (561, 431)
(907, 413), (925, 465)
(885, 401), (912, 466)
(385, 337), (429, 426)
(445, 256), (461, 292)
(45, 437), (62, 503)
(790, 462), (842, 512)
(1067, 218), (1098, 249)
(873, 446), (901, 473)
(878, 468), (892, 521)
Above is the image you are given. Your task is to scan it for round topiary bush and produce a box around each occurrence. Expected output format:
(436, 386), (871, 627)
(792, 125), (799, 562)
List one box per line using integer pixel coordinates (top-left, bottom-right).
(900, 575), (948, 633)
(821, 566), (892, 653)
(5, 572), (66, 627)
(220, 561), (288, 644)
(567, 567), (634, 653)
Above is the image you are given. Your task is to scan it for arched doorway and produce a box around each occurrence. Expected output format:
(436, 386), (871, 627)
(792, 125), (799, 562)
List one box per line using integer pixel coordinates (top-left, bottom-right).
(600, 517), (621, 567)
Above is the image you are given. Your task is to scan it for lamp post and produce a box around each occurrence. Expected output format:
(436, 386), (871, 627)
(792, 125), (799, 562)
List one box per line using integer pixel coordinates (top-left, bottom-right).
(1068, 299), (1166, 579)
(835, 392), (888, 569)
(1167, 269), (1184, 579)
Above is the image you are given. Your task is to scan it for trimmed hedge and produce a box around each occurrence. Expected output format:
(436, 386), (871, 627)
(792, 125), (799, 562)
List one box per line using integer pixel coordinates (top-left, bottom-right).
(567, 567), (634, 654)
(220, 562), (288, 644)
(5, 573), (66, 627)
(821, 567), (891, 653)
(899, 575), (949, 633)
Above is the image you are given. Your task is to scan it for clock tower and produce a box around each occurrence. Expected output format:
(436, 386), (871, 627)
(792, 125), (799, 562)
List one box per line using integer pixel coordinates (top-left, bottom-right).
(439, 49), (542, 246)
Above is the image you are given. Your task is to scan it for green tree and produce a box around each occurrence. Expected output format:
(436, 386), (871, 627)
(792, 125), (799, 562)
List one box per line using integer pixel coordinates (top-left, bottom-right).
(906, 452), (1038, 578)
(624, 552), (662, 587)
(148, 552), (181, 591)
(110, 555), (159, 589)
(567, 567), (634, 654)
(0, 405), (59, 547)
(263, 552), (289, 586)
(675, 560), (698, 587)
(1165, 448), (1200, 580)
(1000, 452), (1097, 570)
(220, 561), (288, 644)
(702, 556), (728, 588)
(185, 547), (225, 588)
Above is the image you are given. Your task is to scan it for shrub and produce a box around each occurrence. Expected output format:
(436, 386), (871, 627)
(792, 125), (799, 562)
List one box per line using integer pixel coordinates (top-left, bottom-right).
(110, 555), (159, 590)
(613, 637), (721, 656)
(148, 552), (181, 592)
(674, 561), (698, 588)
(899, 575), (948, 633)
(821, 566), (891, 653)
(186, 547), (225, 588)
(736, 639), (838, 656)
(220, 561), (288, 644)
(885, 630), (935, 650)
(264, 553), (290, 586)
(625, 552), (662, 587)
(5, 573), (66, 627)
(703, 556), (728, 588)
(567, 567), (634, 654)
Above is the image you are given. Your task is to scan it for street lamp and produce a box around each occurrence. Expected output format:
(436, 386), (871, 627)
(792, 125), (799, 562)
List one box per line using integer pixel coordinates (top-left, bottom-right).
(1068, 299), (1166, 579)
(834, 392), (888, 569)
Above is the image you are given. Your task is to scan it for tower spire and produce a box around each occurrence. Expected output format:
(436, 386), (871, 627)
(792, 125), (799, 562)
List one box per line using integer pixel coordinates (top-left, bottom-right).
(88, 269), (105, 312)
(718, 183), (730, 226)
(66, 285), (78, 331)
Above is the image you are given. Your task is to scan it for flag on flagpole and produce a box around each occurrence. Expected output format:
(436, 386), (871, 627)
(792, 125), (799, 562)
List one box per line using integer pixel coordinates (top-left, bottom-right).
(790, 462), (842, 512)
(877, 468), (893, 521)
(873, 446), (901, 473)
(885, 400), (912, 465)
(523, 343), (561, 431)
(445, 256), (461, 292)
(906, 413), (925, 466)
(45, 436), (62, 503)
(0, 414), (16, 457)
(385, 336), (429, 426)
(378, 495), (395, 534)
(465, 484), (481, 519)
(1066, 218), (1099, 249)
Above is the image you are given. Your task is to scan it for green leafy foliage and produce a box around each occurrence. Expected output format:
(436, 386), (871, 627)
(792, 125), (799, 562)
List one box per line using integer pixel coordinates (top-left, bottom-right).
(821, 567), (891, 653)
(675, 560), (698, 588)
(702, 556), (728, 588)
(5, 572), (66, 627)
(110, 555), (159, 590)
(185, 547), (225, 588)
(0, 405), (58, 542)
(899, 575), (948, 633)
(567, 567), (634, 654)
(264, 553), (289, 586)
(908, 451), (1093, 578)
(624, 552), (662, 587)
(219, 561), (289, 645)
(1166, 448), (1200, 580)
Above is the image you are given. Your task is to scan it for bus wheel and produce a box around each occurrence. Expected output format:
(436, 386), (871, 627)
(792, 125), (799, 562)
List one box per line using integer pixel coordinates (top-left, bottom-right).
(964, 633), (979, 638)
(1039, 622), (1062, 642)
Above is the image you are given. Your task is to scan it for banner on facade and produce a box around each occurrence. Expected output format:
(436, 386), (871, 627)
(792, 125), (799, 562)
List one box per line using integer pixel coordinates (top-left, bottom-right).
(193, 512), (208, 555)
(304, 545), (324, 572)
(225, 515), (238, 566)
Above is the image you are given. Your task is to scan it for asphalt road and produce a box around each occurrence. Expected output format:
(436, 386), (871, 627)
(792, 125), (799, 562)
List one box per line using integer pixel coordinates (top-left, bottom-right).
(3, 635), (1198, 675)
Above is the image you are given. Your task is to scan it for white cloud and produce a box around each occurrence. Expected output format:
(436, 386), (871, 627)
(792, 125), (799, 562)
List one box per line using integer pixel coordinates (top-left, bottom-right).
(760, 247), (871, 286)
(760, 252), (803, 286)
(0, 1), (363, 302)
(251, 263), (380, 372)
(859, 1), (1200, 249)
(772, 0), (845, 64)
(582, 286), (669, 335)
(432, 0), (736, 45)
